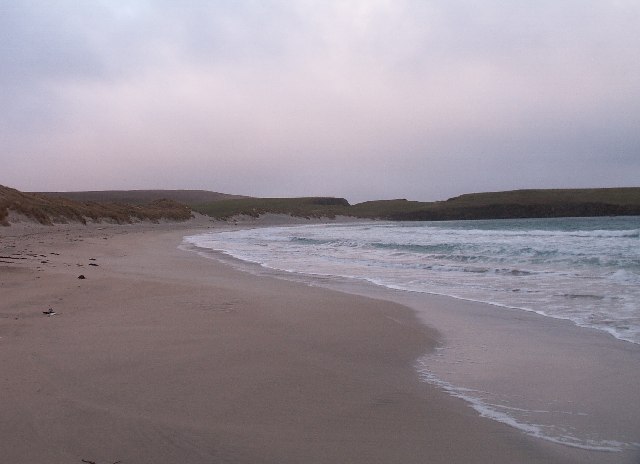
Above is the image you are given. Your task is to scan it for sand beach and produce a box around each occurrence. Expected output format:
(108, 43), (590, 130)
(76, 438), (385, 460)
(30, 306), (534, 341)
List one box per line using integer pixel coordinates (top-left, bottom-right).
(0, 218), (635, 463)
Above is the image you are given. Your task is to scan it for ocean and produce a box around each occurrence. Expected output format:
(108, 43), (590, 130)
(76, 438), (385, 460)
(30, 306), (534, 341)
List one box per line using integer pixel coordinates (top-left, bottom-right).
(183, 216), (640, 453)
(185, 216), (640, 345)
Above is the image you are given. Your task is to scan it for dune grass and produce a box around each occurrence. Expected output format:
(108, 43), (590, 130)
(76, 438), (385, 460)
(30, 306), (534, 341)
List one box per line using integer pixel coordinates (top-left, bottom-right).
(1, 185), (192, 226)
(36, 189), (247, 205)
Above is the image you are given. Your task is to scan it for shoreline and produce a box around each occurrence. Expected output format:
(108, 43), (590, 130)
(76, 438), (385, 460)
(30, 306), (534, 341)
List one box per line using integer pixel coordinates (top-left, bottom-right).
(1, 219), (636, 463)
(316, 279), (640, 453)
(182, 224), (640, 457)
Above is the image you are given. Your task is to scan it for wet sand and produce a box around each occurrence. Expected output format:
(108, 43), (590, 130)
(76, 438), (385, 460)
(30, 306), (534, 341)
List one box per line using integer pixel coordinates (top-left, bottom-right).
(322, 278), (640, 459)
(0, 220), (634, 463)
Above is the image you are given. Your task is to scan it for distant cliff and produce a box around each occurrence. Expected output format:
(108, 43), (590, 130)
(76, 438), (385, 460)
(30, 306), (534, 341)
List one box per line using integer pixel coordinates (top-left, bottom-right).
(353, 188), (640, 221)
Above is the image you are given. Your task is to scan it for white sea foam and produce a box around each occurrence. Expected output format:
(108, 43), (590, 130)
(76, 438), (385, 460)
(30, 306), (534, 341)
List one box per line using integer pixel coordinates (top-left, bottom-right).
(415, 360), (632, 452)
(184, 217), (640, 344)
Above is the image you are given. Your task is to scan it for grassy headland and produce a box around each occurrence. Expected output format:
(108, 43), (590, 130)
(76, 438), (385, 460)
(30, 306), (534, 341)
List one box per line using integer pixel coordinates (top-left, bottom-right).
(352, 188), (640, 220)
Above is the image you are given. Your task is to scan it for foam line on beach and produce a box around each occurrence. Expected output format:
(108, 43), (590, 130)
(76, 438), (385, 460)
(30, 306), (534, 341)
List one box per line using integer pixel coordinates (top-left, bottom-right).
(415, 359), (634, 453)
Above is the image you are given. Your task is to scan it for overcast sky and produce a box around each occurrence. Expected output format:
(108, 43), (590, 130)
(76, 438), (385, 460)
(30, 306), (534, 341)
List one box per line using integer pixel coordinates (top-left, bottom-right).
(1, 1), (639, 202)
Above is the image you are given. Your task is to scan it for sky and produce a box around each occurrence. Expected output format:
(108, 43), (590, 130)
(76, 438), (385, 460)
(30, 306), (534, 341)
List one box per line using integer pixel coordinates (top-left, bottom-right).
(1, 1), (639, 203)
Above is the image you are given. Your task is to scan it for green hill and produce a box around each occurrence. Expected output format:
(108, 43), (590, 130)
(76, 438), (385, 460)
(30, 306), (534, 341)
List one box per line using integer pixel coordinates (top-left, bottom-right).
(192, 197), (349, 219)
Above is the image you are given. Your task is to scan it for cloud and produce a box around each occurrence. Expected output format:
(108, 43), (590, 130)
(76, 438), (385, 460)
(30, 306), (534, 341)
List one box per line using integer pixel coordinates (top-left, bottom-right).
(1, 0), (639, 201)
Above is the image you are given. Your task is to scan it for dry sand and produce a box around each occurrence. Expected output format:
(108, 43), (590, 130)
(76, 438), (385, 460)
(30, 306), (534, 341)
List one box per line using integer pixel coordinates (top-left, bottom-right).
(0, 219), (631, 463)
